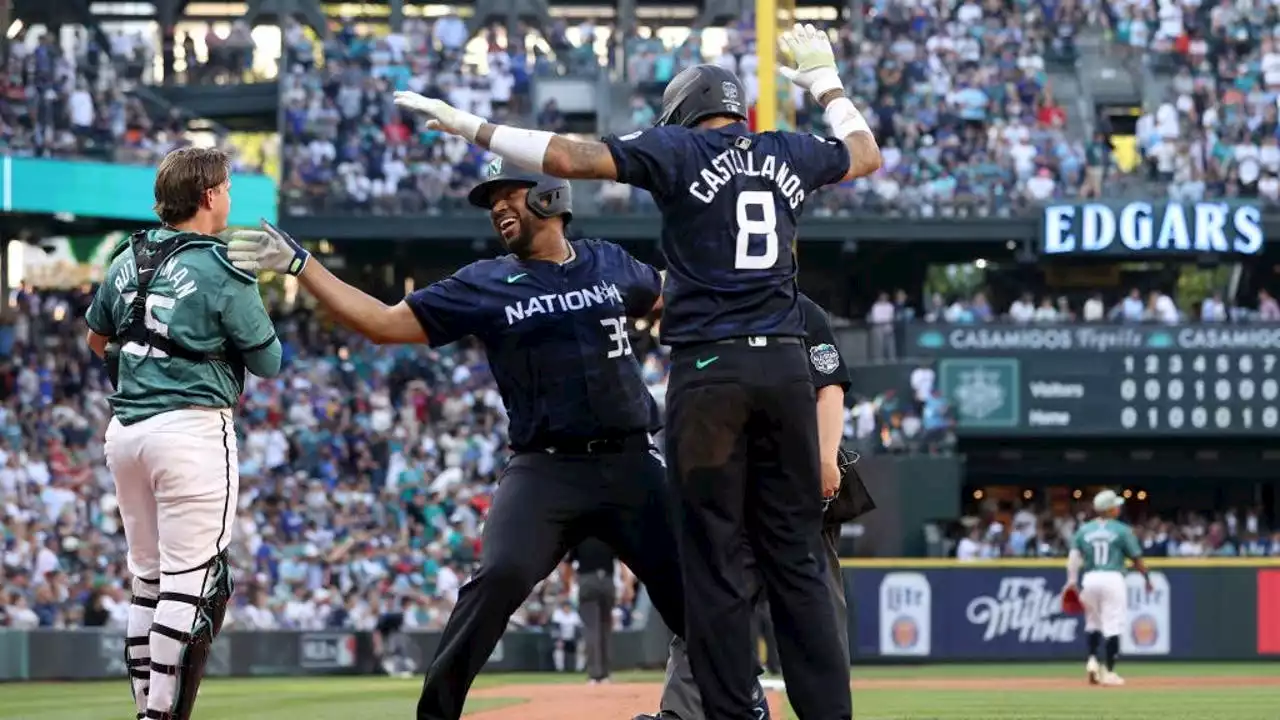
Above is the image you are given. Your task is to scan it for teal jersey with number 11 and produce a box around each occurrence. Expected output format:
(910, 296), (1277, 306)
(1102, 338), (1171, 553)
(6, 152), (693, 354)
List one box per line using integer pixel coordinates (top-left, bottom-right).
(1072, 518), (1141, 573)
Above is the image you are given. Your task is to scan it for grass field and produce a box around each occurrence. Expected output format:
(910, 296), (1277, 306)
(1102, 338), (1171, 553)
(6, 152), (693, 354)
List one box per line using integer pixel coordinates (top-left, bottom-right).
(1, 663), (1279, 719)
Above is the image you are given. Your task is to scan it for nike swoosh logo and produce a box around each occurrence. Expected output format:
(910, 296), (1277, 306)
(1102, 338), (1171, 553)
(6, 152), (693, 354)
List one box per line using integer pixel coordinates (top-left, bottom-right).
(506, 273), (527, 283)
(695, 356), (720, 370)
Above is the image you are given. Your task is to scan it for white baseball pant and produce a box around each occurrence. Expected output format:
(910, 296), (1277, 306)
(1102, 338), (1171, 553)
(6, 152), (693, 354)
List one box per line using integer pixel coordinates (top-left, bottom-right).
(105, 407), (238, 718)
(1080, 570), (1127, 638)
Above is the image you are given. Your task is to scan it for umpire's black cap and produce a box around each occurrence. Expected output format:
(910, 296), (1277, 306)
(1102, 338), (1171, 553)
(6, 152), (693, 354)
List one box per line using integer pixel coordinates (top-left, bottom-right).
(657, 64), (748, 128)
(468, 157), (573, 225)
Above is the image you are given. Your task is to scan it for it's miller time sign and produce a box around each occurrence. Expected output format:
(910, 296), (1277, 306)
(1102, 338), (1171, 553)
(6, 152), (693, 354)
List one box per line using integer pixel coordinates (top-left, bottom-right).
(1041, 201), (1264, 257)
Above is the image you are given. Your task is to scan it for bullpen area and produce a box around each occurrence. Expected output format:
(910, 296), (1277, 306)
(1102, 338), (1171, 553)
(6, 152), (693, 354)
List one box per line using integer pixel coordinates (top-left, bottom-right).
(3, 664), (1278, 720)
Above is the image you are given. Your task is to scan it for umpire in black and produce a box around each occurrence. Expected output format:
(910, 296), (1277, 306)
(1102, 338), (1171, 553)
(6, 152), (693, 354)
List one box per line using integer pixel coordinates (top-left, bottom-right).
(645, 293), (875, 720)
(562, 537), (622, 683)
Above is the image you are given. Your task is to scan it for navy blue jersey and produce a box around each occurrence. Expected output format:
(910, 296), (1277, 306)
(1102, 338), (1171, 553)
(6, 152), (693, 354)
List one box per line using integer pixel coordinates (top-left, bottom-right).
(405, 239), (662, 449)
(603, 123), (849, 346)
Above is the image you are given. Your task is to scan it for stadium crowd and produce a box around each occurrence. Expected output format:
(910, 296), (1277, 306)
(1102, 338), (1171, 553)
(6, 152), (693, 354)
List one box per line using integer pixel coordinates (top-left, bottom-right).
(1, 25), (263, 170)
(951, 503), (1280, 560)
(0, 286), (812, 631)
(865, 284), (1280, 347)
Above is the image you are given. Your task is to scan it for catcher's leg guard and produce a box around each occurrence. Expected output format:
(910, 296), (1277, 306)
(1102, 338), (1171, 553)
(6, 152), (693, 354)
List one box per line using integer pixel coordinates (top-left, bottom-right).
(145, 551), (232, 720)
(128, 575), (160, 719)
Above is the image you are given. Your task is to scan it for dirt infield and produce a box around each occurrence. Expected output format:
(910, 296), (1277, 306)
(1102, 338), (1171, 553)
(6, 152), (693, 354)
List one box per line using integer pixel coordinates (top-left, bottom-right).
(466, 675), (1280, 719)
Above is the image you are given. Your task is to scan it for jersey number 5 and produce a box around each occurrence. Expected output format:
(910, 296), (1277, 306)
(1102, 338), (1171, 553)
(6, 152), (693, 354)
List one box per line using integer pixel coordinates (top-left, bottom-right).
(120, 291), (175, 357)
(601, 317), (633, 359)
(734, 190), (779, 270)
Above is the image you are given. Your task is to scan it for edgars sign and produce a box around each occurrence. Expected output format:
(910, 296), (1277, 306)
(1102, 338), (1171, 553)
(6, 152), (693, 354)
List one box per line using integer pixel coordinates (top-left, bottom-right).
(1042, 202), (1263, 256)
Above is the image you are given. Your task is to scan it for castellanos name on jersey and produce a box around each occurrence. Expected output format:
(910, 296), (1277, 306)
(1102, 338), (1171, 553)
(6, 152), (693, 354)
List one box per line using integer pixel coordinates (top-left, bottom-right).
(614, 130), (818, 209)
(503, 281), (626, 326)
(690, 142), (809, 209)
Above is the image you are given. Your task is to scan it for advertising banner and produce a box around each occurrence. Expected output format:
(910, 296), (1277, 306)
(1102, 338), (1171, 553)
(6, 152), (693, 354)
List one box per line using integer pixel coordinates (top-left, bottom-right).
(854, 567), (1186, 661)
(1041, 201), (1264, 257)
(0, 157), (277, 226)
(1256, 570), (1280, 655)
(907, 323), (1280, 436)
(299, 633), (358, 669)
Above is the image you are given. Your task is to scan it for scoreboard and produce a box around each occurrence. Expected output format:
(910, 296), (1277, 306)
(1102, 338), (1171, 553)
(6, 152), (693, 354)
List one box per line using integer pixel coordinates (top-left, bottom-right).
(908, 323), (1280, 436)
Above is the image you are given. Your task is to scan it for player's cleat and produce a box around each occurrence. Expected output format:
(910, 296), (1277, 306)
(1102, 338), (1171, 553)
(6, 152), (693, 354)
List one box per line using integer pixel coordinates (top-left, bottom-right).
(1086, 656), (1100, 685)
(1100, 671), (1125, 686)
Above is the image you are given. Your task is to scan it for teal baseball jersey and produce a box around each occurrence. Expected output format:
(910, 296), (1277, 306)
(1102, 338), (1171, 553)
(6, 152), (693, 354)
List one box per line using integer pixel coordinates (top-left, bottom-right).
(85, 228), (278, 425)
(1072, 518), (1142, 573)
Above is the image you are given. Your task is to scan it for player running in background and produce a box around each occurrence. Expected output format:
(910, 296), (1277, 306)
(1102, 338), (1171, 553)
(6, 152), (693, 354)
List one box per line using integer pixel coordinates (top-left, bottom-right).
(226, 168), (769, 720)
(391, 23), (879, 720)
(1066, 489), (1154, 687)
(84, 147), (282, 720)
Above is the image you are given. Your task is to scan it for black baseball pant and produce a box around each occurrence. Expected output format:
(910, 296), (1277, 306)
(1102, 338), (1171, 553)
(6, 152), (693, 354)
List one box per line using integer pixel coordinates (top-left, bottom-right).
(665, 338), (851, 720)
(415, 440), (684, 720)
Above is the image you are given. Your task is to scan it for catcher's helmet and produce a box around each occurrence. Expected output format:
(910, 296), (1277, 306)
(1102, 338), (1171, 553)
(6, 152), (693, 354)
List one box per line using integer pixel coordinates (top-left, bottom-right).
(467, 157), (573, 225)
(657, 64), (748, 128)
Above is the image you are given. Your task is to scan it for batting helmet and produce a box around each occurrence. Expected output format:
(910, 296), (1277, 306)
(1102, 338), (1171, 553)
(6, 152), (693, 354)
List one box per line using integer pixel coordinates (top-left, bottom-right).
(468, 157), (573, 225)
(657, 64), (748, 128)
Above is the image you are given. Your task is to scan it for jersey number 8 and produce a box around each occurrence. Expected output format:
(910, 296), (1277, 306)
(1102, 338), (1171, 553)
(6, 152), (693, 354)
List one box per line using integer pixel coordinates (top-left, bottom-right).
(734, 191), (779, 270)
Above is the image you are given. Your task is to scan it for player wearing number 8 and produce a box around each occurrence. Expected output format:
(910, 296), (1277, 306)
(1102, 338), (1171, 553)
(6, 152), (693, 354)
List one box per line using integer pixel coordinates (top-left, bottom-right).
(1065, 490), (1154, 688)
(388, 23), (879, 717)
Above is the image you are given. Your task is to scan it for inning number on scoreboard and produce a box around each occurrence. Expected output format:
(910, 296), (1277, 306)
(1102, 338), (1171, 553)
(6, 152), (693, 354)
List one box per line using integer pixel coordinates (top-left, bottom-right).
(1119, 353), (1280, 430)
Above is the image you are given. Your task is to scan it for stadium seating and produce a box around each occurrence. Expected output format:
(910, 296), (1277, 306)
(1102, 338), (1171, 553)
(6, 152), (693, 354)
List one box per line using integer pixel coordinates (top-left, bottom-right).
(5, 5), (1280, 633)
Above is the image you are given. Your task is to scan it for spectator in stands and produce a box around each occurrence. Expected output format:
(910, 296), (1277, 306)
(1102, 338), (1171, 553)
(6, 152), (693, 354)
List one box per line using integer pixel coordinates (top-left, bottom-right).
(867, 292), (897, 361)
(1258, 290), (1280, 320)
(1201, 292), (1228, 322)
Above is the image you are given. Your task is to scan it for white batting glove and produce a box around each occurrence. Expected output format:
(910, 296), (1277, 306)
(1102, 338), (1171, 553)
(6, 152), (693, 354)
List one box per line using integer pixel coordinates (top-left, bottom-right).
(226, 220), (310, 276)
(392, 91), (484, 142)
(777, 23), (843, 102)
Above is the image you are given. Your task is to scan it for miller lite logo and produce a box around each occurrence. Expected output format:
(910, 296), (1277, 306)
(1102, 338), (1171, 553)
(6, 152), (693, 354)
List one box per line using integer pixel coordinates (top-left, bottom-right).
(878, 572), (931, 656)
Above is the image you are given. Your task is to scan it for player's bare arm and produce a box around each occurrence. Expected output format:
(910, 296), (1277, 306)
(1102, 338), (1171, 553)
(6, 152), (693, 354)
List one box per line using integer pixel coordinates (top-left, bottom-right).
(394, 91), (619, 180)
(1066, 547), (1083, 587)
(816, 385), (844, 497)
(226, 221), (427, 345)
(778, 23), (882, 182)
(85, 329), (109, 359)
(1131, 555), (1154, 592)
(296, 260), (426, 345)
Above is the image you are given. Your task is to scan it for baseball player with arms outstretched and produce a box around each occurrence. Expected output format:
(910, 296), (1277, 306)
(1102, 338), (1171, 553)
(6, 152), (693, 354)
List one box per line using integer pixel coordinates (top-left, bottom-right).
(393, 23), (879, 720)
(1066, 489), (1153, 687)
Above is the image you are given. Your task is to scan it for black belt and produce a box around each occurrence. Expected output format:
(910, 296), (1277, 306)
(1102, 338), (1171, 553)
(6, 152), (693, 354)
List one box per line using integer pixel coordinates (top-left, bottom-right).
(674, 336), (804, 352)
(523, 433), (653, 455)
(714, 336), (802, 347)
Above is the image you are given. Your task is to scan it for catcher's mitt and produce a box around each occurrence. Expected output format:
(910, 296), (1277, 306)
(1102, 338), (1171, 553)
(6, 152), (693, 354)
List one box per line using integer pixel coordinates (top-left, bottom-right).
(1061, 585), (1084, 615)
